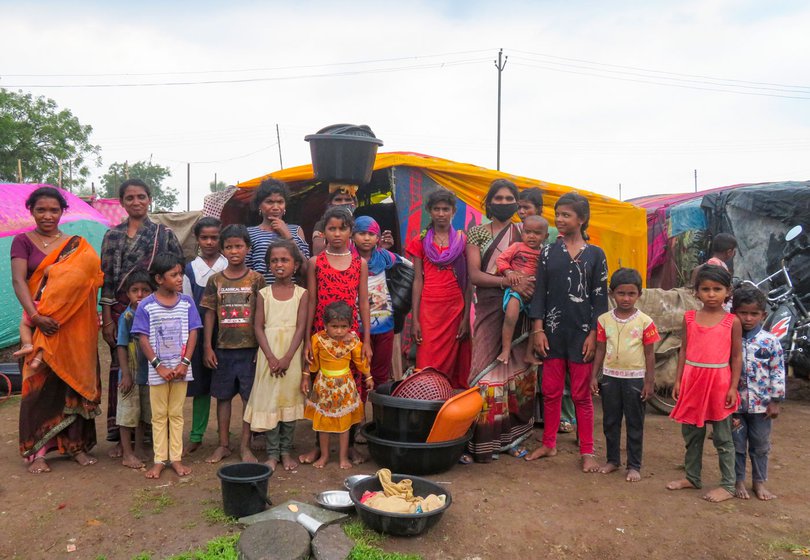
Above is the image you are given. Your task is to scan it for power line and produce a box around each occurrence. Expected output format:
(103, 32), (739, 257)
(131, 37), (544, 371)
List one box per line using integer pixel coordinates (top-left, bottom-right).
(1, 49), (493, 78)
(1, 58), (489, 88)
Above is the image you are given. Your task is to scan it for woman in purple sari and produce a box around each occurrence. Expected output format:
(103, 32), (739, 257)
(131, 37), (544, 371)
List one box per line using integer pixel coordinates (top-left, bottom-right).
(406, 190), (471, 389)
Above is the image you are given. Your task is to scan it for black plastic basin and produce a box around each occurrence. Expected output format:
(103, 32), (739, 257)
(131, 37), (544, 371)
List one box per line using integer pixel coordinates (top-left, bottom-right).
(369, 390), (442, 442)
(361, 422), (472, 475)
(305, 123), (383, 184)
(349, 473), (452, 536)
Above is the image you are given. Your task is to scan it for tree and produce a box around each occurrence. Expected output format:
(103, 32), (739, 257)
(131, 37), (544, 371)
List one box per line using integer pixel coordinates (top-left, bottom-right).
(209, 179), (229, 192)
(101, 161), (179, 211)
(0, 88), (101, 189)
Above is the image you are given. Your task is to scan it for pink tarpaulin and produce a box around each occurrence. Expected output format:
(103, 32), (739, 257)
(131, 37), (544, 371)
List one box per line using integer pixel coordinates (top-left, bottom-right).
(89, 197), (128, 226)
(0, 184), (110, 236)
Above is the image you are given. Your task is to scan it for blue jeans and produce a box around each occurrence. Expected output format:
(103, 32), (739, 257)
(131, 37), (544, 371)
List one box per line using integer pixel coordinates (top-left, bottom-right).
(732, 413), (771, 483)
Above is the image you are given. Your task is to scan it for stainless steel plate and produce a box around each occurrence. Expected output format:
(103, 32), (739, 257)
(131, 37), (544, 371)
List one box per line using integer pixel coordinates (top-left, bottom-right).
(343, 474), (373, 490)
(315, 490), (354, 512)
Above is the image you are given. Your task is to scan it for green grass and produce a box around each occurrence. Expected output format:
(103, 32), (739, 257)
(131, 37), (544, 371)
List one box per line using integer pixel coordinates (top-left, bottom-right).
(130, 489), (174, 519)
(131, 553), (152, 560)
(165, 535), (239, 560)
(768, 538), (810, 555)
(201, 507), (238, 526)
(343, 522), (422, 560)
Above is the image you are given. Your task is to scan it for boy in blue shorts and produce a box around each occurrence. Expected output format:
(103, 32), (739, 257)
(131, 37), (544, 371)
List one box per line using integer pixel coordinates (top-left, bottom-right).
(202, 224), (266, 463)
(116, 269), (154, 469)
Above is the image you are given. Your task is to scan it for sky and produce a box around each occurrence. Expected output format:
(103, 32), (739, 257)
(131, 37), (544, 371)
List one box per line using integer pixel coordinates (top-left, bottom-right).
(2, 0), (809, 210)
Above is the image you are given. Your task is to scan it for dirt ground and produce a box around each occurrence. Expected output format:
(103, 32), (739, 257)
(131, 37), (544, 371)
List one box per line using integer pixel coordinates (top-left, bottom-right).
(2, 348), (810, 560)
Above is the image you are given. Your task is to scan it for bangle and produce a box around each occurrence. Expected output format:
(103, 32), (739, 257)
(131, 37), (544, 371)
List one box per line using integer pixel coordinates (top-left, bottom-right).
(31, 312), (41, 320)
(301, 372), (311, 376)
(150, 357), (162, 368)
(181, 357), (191, 366)
(532, 328), (544, 334)
(103, 321), (114, 328)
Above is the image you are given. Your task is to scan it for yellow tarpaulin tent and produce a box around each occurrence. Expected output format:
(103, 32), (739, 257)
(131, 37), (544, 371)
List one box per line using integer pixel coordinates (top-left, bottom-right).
(237, 152), (647, 280)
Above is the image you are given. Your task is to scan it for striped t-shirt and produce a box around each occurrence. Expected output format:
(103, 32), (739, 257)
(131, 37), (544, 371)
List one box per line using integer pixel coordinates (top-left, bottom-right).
(246, 224), (310, 284)
(131, 293), (203, 385)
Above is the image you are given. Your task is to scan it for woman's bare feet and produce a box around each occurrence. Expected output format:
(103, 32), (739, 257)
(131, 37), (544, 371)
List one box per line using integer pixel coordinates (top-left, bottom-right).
(108, 443), (123, 459)
(313, 454), (329, 469)
(753, 481), (777, 501)
(734, 481), (750, 499)
(27, 457), (50, 474)
(703, 487), (734, 503)
(626, 469), (641, 482)
(265, 458), (279, 472)
(184, 441), (202, 456)
(205, 446), (232, 463)
(122, 453), (145, 469)
(169, 461), (192, 476)
(281, 454), (298, 471)
(298, 448), (320, 464)
(145, 462), (165, 479)
(349, 447), (366, 465)
(666, 478), (697, 491)
(340, 458), (353, 470)
(581, 454), (600, 473)
(13, 344), (33, 358)
(525, 445), (557, 461)
(241, 448), (258, 463)
(599, 462), (620, 474)
(73, 452), (97, 466)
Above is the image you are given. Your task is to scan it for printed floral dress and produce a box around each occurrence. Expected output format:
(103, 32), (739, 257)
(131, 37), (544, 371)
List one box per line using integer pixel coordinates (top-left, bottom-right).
(304, 331), (369, 433)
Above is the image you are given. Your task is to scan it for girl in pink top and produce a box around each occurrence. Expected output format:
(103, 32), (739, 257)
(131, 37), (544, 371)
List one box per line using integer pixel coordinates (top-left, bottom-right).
(667, 265), (742, 503)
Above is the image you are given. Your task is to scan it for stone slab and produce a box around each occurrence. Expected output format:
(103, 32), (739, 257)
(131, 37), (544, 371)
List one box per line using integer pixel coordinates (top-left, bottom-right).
(238, 519), (310, 560)
(311, 524), (354, 560)
(240, 499), (349, 527)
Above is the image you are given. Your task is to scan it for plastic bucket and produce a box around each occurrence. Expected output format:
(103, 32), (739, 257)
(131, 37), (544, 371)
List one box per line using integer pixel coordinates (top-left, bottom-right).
(217, 462), (272, 519)
(305, 123), (383, 184)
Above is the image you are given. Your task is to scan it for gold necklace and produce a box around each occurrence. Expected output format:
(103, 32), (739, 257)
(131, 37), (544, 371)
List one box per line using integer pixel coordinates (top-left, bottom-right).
(33, 230), (62, 247)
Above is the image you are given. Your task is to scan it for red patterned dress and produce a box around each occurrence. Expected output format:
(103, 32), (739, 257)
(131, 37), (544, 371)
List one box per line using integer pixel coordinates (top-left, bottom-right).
(313, 252), (361, 333)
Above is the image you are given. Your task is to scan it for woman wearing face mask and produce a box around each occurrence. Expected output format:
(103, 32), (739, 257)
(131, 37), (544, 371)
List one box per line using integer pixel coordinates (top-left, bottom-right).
(464, 179), (538, 463)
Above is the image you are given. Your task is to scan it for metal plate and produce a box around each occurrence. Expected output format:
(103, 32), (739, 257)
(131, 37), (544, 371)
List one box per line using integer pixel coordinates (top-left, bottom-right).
(315, 491), (354, 512)
(343, 474), (373, 490)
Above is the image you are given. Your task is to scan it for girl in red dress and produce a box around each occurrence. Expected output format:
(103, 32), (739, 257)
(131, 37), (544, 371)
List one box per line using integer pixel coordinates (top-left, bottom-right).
(300, 207), (371, 465)
(667, 265), (742, 503)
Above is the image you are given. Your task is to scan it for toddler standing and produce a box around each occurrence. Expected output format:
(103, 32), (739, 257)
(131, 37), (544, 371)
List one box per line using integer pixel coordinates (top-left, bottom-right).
(667, 265), (742, 502)
(731, 285), (785, 501)
(590, 268), (659, 482)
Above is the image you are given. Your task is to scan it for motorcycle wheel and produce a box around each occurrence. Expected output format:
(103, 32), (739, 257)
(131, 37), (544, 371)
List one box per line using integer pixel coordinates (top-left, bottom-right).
(648, 383), (676, 415)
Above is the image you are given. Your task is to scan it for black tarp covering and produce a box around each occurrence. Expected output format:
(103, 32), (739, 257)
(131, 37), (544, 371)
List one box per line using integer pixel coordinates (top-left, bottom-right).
(701, 181), (810, 294)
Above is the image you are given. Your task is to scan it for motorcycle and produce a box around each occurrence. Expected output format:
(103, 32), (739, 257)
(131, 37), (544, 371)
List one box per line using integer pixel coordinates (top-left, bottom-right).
(742, 225), (810, 378)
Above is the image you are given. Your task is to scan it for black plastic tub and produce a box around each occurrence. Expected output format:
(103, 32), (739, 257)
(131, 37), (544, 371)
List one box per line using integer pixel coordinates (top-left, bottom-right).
(217, 462), (272, 519)
(369, 390), (442, 442)
(361, 422), (472, 475)
(305, 124), (383, 184)
(349, 473), (452, 536)
(0, 363), (22, 394)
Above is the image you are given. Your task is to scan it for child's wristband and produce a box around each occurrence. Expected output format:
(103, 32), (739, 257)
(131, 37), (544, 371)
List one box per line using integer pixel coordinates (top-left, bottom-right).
(150, 357), (162, 368)
(180, 357), (191, 366)
(532, 328), (544, 334)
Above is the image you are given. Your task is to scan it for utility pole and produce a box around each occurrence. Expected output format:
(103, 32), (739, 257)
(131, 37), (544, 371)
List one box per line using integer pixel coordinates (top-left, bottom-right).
(276, 123), (284, 170)
(187, 163), (191, 212)
(694, 169), (698, 192)
(214, 172), (217, 192)
(618, 183), (622, 201)
(494, 48), (507, 171)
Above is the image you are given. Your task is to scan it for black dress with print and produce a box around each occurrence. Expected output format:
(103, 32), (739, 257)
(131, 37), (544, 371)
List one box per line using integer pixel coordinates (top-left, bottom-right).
(528, 239), (609, 363)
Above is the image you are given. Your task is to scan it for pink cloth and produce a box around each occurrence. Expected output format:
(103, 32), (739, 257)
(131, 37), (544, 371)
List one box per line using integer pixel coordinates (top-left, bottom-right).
(495, 242), (540, 276)
(0, 184), (110, 237)
(541, 359), (594, 454)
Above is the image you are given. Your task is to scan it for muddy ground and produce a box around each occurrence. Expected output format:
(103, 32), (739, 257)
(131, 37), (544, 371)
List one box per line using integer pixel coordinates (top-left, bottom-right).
(1, 347), (809, 560)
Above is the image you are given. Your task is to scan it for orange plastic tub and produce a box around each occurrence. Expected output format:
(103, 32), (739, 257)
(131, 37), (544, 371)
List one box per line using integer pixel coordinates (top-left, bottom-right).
(426, 387), (483, 443)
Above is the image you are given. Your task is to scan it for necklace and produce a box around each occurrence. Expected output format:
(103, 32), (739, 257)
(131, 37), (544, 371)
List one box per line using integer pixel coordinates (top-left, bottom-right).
(33, 230), (62, 247)
(325, 249), (351, 257)
(611, 309), (639, 359)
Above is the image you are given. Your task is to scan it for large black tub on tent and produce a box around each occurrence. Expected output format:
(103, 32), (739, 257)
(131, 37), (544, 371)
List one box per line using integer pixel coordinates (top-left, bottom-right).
(701, 181), (810, 294)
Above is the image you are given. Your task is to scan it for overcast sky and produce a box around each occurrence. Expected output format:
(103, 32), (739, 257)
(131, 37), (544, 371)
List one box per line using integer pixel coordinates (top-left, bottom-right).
(3, 0), (809, 209)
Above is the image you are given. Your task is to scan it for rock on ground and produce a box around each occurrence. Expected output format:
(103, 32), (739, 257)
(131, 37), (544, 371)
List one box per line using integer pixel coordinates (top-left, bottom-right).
(238, 519), (311, 560)
(311, 524), (354, 560)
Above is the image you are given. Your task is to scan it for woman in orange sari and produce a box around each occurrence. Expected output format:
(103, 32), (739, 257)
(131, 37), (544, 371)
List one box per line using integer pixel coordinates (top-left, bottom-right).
(11, 187), (103, 474)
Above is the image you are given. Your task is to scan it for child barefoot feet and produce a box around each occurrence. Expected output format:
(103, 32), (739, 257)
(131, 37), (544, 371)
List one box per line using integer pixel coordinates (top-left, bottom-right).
(241, 447), (258, 463)
(525, 445), (557, 461)
(298, 448), (320, 464)
(349, 447), (366, 465)
(281, 454), (298, 471)
(265, 457), (279, 472)
(185, 441), (202, 455)
(13, 344), (33, 358)
(599, 462), (619, 474)
(340, 457), (353, 470)
(581, 454), (600, 473)
(205, 446), (232, 463)
(703, 487), (734, 503)
(170, 461), (192, 477)
(27, 457), (51, 474)
(753, 481), (776, 501)
(626, 468), (641, 482)
(734, 481), (750, 499)
(666, 479), (697, 491)
(145, 462), (166, 479)
(122, 452), (145, 470)
(313, 453), (329, 469)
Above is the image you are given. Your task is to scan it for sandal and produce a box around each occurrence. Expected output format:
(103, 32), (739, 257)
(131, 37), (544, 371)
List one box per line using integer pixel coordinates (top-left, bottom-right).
(506, 446), (528, 459)
(558, 421), (575, 434)
(458, 453), (473, 465)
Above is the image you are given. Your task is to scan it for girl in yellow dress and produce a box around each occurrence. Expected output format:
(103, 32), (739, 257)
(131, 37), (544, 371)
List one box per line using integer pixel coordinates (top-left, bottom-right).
(302, 301), (373, 469)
